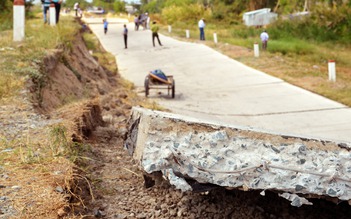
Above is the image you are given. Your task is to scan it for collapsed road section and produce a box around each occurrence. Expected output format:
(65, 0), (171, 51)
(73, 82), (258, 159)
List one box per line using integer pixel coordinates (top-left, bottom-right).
(125, 107), (351, 207)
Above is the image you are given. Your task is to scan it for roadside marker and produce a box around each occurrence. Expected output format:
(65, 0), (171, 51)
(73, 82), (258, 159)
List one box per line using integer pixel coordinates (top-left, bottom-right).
(328, 60), (336, 82)
(254, 43), (259, 57)
(213, 33), (218, 44)
(13, 0), (25, 42)
(168, 25), (172, 33)
(50, 3), (56, 26)
(186, 29), (190, 38)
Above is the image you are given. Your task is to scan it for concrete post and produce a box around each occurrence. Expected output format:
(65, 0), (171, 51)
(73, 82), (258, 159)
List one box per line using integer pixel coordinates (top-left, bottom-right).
(186, 29), (190, 38)
(49, 3), (56, 26)
(328, 60), (336, 82)
(13, 0), (25, 42)
(254, 43), (259, 57)
(168, 25), (172, 33)
(213, 33), (218, 44)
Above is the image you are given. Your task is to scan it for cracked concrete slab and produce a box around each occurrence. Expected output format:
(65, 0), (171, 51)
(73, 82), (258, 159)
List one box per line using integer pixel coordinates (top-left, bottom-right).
(125, 107), (351, 206)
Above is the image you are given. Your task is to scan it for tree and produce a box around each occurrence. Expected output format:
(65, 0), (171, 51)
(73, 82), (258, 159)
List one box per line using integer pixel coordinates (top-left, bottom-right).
(0, 0), (11, 13)
(114, 0), (126, 12)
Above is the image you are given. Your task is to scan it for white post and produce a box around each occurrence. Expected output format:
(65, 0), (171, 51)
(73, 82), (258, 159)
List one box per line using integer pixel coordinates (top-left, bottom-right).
(254, 43), (259, 57)
(13, 0), (25, 42)
(168, 25), (172, 33)
(328, 60), (336, 82)
(186, 29), (190, 38)
(213, 33), (218, 44)
(50, 3), (56, 26)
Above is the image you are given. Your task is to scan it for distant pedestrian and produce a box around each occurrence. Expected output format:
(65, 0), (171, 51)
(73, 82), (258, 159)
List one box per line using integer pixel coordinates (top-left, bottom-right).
(151, 21), (162, 47)
(78, 7), (83, 18)
(138, 14), (143, 29)
(134, 15), (139, 30)
(198, 18), (206, 40)
(145, 13), (150, 29)
(42, 0), (51, 24)
(52, 0), (63, 23)
(260, 30), (269, 50)
(73, 2), (79, 17)
(123, 24), (128, 49)
(103, 19), (108, 34)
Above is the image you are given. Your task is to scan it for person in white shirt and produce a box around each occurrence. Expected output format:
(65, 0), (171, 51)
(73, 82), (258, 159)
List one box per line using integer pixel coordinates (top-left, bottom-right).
(146, 13), (150, 29)
(260, 30), (269, 50)
(198, 18), (206, 41)
(73, 2), (79, 17)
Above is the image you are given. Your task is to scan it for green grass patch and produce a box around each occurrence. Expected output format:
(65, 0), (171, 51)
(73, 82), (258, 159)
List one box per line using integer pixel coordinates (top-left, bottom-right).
(268, 39), (315, 55)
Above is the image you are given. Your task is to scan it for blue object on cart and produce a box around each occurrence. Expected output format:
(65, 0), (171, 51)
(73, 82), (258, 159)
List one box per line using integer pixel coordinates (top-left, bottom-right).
(150, 69), (168, 81)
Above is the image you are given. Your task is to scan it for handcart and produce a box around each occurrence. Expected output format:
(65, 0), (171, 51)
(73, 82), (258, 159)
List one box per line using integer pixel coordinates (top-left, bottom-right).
(144, 69), (175, 98)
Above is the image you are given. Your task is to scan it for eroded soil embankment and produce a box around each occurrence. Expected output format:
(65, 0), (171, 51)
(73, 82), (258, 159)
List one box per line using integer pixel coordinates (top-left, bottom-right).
(21, 26), (139, 217)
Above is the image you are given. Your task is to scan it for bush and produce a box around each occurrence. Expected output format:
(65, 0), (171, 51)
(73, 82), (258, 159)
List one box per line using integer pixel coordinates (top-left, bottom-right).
(161, 3), (210, 25)
(0, 12), (12, 31)
(269, 2), (351, 45)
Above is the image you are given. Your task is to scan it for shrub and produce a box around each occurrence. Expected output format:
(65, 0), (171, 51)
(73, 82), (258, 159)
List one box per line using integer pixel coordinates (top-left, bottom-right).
(161, 3), (211, 25)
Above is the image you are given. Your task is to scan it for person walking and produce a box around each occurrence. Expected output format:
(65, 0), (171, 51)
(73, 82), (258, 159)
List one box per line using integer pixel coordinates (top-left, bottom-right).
(123, 24), (128, 49)
(78, 7), (83, 18)
(134, 15), (139, 31)
(73, 2), (79, 17)
(260, 30), (269, 50)
(151, 21), (162, 47)
(42, 0), (51, 24)
(145, 13), (150, 29)
(52, 0), (63, 23)
(198, 18), (206, 41)
(103, 19), (108, 34)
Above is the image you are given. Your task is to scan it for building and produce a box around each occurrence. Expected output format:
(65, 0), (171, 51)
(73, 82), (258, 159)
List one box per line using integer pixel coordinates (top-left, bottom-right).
(243, 8), (278, 27)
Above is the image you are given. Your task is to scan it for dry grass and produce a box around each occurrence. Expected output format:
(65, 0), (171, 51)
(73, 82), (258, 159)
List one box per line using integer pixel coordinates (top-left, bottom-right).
(0, 16), (86, 218)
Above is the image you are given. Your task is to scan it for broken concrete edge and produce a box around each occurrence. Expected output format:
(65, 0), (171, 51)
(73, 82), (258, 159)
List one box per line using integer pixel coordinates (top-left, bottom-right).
(124, 107), (351, 207)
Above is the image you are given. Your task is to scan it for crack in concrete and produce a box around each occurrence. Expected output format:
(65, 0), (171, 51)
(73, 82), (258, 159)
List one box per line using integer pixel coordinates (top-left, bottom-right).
(168, 106), (349, 117)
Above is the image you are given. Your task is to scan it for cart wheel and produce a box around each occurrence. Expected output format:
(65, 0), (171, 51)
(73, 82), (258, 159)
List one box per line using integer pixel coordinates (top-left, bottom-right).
(145, 76), (149, 97)
(171, 79), (175, 98)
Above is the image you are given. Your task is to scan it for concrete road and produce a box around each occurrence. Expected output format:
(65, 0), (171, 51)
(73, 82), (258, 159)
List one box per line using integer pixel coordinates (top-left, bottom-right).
(84, 19), (351, 142)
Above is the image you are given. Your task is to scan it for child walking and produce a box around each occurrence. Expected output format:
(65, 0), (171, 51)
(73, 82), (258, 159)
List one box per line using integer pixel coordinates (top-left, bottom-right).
(123, 24), (128, 49)
(103, 19), (108, 34)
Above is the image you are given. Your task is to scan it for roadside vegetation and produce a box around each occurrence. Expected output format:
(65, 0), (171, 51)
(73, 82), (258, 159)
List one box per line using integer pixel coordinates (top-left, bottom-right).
(0, 10), (138, 217)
